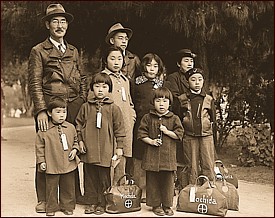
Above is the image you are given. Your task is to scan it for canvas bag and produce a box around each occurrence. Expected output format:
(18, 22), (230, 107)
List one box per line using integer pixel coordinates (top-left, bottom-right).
(177, 175), (228, 217)
(214, 160), (238, 188)
(104, 174), (142, 214)
(213, 173), (239, 211)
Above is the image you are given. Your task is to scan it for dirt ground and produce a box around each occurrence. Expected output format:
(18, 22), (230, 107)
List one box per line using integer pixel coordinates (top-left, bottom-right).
(1, 122), (274, 217)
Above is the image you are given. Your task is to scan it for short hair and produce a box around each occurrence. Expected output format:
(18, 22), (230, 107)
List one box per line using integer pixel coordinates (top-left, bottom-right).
(102, 45), (125, 69)
(140, 53), (166, 77)
(90, 72), (113, 92)
(47, 96), (67, 112)
(152, 87), (173, 105)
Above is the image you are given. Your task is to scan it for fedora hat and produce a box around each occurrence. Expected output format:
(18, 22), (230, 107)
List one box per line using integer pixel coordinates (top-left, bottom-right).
(177, 49), (197, 58)
(105, 23), (133, 44)
(41, 3), (74, 23)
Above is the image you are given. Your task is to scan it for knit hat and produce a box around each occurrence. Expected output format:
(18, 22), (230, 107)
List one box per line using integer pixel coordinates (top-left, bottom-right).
(185, 68), (204, 80)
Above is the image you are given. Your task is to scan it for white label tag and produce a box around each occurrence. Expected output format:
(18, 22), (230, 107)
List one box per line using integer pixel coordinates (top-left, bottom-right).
(61, 133), (68, 150)
(121, 87), (126, 101)
(214, 166), (221, 175)
(189, 187), (196, 202)
(96, 112), (102, 128)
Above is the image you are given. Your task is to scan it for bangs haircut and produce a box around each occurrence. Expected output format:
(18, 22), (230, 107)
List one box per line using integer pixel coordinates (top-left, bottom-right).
(141, 53), (166, 77)
(152, 87), (173, 105)
(102, 45), (125, 69)
(90, 72), (113, 92)
(47, 96), (67, 112)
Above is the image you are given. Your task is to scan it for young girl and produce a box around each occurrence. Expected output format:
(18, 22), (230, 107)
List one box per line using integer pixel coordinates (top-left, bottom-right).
(131, 53), (166, 202)
(137, 87), (184, 216)
(35, 97), (80, 216)
(101, 46), (136, 184)
(75, 73), (126, 215)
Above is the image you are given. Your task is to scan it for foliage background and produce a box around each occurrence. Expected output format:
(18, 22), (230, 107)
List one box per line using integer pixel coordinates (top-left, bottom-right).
(1, 1), (274, 165)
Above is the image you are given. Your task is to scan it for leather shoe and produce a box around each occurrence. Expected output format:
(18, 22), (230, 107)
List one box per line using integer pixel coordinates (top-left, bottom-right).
(152, 206), (165, 216)
(84, 204), (97, 214)
(35, 201), (46, 213)
(163, 206), (174, 216)
(46, 212), (55, 216)
(61, 210), (73, 215)
(94, 206), (105, 215)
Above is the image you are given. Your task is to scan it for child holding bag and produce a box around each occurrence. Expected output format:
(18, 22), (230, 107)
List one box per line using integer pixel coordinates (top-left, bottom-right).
(75, 73), (126, 215)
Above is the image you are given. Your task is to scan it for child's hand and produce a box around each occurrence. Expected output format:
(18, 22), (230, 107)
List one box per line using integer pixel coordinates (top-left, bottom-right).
(115, 148), (123, 158)
(69, 149), (77, 161)
(160, 124), (168, 135)
(79, 141), (86, 154)
(151, 138), (162, 147)
(40, 162), (46, 171)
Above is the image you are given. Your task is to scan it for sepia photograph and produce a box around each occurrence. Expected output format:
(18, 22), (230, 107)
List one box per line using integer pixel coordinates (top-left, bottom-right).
(1, 1), (274, 217)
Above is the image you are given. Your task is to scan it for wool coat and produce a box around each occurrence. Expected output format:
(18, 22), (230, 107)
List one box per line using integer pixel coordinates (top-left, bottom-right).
(137, 110), (184, 172)
(131, 75), (164, 159)
(122, 50), (140, 81)
(75, 97), (126, 167)
(101, 68), (136, 157)
(28, 38), (87, 116)
(35, 121), (80, 174)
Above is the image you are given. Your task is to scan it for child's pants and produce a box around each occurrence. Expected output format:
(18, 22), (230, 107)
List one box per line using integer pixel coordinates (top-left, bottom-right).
(184, 135), (215, 184)
(131, 158), (146, 198)
(146, 170), (174, 207)
(84, 164), (110, 206)
(45, 170), (75, 213)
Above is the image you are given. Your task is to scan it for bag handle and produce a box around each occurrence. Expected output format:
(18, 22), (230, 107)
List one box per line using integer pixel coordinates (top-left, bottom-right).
(116, 173), (135, 186)
(215, 160), (230, 174)
(195, 175), (212, 188)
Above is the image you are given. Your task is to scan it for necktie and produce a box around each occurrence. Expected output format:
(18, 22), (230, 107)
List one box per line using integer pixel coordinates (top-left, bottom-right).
(58, 44), (63, 53)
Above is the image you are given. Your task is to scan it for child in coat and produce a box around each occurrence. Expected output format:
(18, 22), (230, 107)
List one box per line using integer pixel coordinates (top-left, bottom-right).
(35, 97), (80, 216)
(137, 87), (184, 216)
(101, 46), (136, 184)
(178, 68), (216, 185)
(131, 53), (166, 202)
(75, 72), (126, 215)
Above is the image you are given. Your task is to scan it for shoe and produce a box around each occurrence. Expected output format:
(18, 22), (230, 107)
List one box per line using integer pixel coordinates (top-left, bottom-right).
(61, 210), (73, 215)
(163, 206), (174, 216)
(46, 212), (55, 216)
(84, 204), (97, 214)
(35, 201), (46, 213)
(152, 206), (165, 216)
(94, 206), (105, 215)
(141, 198), (146, 203)
(76, 195), (89, 205)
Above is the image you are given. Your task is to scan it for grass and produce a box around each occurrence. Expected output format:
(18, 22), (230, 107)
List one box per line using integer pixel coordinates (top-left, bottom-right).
(2, 117), (274, 185)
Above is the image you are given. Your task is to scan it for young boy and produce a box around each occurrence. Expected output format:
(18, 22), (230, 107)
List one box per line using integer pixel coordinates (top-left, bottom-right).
(137, 87), (184, 216)
(35, 97), (80, 216)
(178, 68), (216, 185)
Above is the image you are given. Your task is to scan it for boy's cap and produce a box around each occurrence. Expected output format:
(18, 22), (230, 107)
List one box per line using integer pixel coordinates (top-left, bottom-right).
(41, 3), (74, 23)
(105, 23), (133, 44)
(185, 68), (204, 80)
(177, 48), (197, 59)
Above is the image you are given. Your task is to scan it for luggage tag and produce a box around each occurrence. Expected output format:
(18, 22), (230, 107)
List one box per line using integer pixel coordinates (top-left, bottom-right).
(96, 112), (102, 128)
(214, 166), (223, 179)
(121, 87), (126, 101)
(61, 133), (68, 150)
(189, 187), (196, 202)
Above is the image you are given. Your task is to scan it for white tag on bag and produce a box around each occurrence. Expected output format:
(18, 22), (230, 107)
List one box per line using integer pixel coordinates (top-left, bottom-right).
(189, 187), (196, 202)
(121, 87), (126, 101)
(96, 112), (102, 128)
(61, 133), (68, 150)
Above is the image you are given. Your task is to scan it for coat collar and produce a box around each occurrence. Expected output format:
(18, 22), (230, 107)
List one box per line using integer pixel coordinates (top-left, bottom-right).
(187, 88), (207, 99)
(149, 109), (174, 118)
(102, 68), (128, 81)
(42, 38), (75, 51)
(48, 120), (69, 129)
(88, 97), (113, 104)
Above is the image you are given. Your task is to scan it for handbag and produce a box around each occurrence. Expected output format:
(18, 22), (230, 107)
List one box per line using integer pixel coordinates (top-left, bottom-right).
(214, 160), (238, 188)
(104, 174), (142, 214)
(213, 173), (239, 211)
(177, 175), (228, 216)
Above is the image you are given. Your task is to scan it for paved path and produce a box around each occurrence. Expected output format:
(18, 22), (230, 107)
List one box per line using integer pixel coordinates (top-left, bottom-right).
(1, 126), (274, 217)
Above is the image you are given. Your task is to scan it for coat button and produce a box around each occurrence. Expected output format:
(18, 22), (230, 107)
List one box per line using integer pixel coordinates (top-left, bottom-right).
(58, 59), (61, 62)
